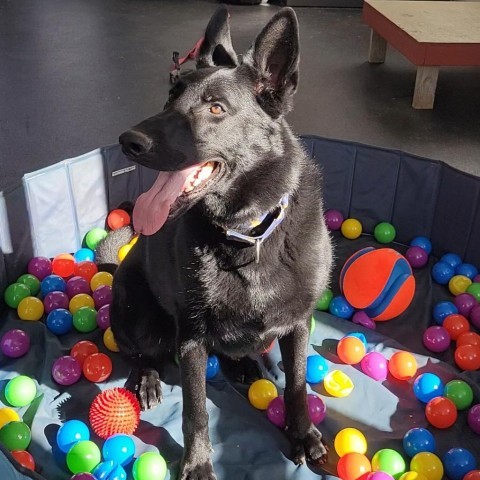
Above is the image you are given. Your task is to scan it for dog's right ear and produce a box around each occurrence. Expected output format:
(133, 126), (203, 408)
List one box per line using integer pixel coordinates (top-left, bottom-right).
(197, 5), (239, 69)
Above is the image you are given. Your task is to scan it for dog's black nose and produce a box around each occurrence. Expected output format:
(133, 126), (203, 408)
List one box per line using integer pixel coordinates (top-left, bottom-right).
(119, 130), (153, 157)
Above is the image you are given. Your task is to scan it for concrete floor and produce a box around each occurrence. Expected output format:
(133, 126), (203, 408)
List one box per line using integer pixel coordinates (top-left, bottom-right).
(1, 0), (480, 195)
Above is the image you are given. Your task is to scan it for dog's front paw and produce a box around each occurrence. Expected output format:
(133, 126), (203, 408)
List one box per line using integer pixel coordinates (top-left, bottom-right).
(125, 367), (162, 411)
(178, 459), (217, 480)
(288, 425), (328, 466)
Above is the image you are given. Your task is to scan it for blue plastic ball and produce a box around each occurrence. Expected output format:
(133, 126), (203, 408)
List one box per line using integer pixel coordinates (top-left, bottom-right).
(74, 248), (95, 263)
(410, 236), (432, 255)
(443, 448), (478, 480)
(413, 373), (444, 403)
(41, 275), (67, 296)
(46, 309), (73, 335)
(103, 434), (135, 466)
(206, 355), (220, 380)
(431, 262), (455, 285)
(329, 296), (354, 319)
(57, 419), (90, 453)
(306, 354), (329, 384)
(93, 460), (127, 480)
(455, 263), (479, 280)
(344, 332), (368, 349)
(441, 253), (463, 269)
(432, 301), (458, 325)
(403, 427), (436, 458)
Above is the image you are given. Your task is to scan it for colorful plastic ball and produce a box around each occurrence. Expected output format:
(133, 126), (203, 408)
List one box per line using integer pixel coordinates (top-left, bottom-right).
(0, 407), (20, 429)
(344, 332), (368, 348)
(306, 354), (329, 383)
(1, 329), (30, 358)
(453, 293), (477, 318)
(443, 314), (469, 341)
(457, 331), (480, 348)
(41, 274), (67, 296)
(66, 440), (101, 474)
(360, 351), (388, 381)
(324, 370), (354, 397)
(46, 308), (73, 335)
(329, 296), (354, 319)
(431, 262), (455, 285)
(371, 449), (406, 479)
(118, 244), (132, 262)
(0, 421), (31, 451)
(92, 285), (112, 310)
(307, 394), (326, 424)
(4, 283), (31, 309)
(455, 263), (479, 280)
(44, 291), (69, 314)
(69, 471), (96, 479)
(471, 305), (480, 330)
(73, 306), (98, 333)
(410, 237), (432, 255)
(104, 327), (120, 352)
(70, 340), (98, 367)
(374, 222), (396, 244)
(73, 261), (98, 283)
(388, 351), (417, 381)
(365, 473), (395, 480)
(316, 288), (334, 310)
(422, 326), (450, 353)
(90, 271), (113, 291)
(467, 404), (480, 434)
(410, 452), (443, 480)
(425, 397), (457, 428)
(85, 228), (108, 251)
(413, 373), (444, 403)
(334, 428), (367, 457)
(17, 274), (41, 296)
(444, 380), (473, 410)
(466, 283), (480, 302)
(52, 356), (82, 386)
(97, 304), (111, 330)
(107, 209), (131, 230)
(57, 420), (90, 453)
(93, 460), (124, 480)
(66, 276), (91, 298)
(206, 354), (219, 379)
(399, 472), (428, 480)
(352, 311), (376, 330)
(132, 452), (167, 480)
(405, 246), (429, 269)
(337, 452), (371, 480)
(403, 428), (436, 458)
(5, 375), (36, 407)
(443, 448), (477, 480)
(248, 379), (278, 410)
(11, 450), (35, 470)
(74, 248), (95, 263)
(27, 256), (52, 280)
(102, 434), (135, 466)
(83, 353), (112, 382)
(433, 301), (458, 325)
(341, 218), (363, 240)
(464, 471), (480, 480)
(324, 209), (344, 231)
(337, 336), (366, 365)
(52, 253), (76, 278)
(310, 316), (316, 336)
(449, 275), (472, 296)
(440, 253), (462, 269)
(340, 247), (415, 321)
(69, 293), (95, 314)
(455, 344), (480, 371)
(89, 388), (141, 439)
(267, 395), (286, 428)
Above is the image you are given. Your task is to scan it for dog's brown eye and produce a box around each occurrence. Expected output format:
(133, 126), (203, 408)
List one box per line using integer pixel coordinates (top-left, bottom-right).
(209, 104), (224, 115)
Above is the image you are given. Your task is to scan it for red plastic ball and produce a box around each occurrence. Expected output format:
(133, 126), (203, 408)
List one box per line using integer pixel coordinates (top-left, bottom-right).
(464, 471), (480, 480)
(83, 353), (112, 382)
(443, 314), (470, 341)
(73, 261), (98, 283)
(455, 344), (480, 371)
(337, 452), (372, 480)
(89, 387), (140, 439)
(425, 397), (457, 428)
(52, 254), (75, 278)
(456, 332), (480, 348)
(70, 340), (99, 367)
(11, 450), (35, 470)
(107, 209), (131, 230)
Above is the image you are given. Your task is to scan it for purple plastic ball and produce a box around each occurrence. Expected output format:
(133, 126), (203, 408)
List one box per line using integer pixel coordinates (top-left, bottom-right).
(0, 329), (30, 358)
(324, 209), (344, 231)
(352, 311), (376, 330)
(267, 396), (286, 428)
(468, 404), (480, 435)
(43, 291), (69, 314)
(51, 356), (82, 386)
(70, 475), (96, 480)
(470, 305), (480, 330)
(405, 246), (429, 269)
(361, 351), (388, 381)
(27, 256), (52, 281)
(96, 304), (111, 330)
(92, 285), (112, 310)
(453, 293), (477, 318)
(307, 394), (326, 424)
(66, 276), (91, 299)
(423, 326), (451, 352)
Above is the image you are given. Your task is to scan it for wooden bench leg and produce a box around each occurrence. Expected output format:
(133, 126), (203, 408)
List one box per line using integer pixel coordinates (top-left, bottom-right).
(368, 29), (387, 63)
(412, 66), (439, 109)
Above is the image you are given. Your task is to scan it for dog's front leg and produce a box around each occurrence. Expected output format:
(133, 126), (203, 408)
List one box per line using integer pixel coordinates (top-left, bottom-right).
(178, 340), (216, 480)
(279, 321), (328, 466)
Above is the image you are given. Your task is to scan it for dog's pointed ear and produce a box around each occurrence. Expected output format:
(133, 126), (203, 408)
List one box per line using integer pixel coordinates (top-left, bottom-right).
(197, 5), (239, 69)
(245, 8), (300, 118)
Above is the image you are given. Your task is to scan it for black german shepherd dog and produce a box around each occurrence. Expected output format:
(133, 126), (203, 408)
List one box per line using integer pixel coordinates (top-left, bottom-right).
(102, 6), (333, 479)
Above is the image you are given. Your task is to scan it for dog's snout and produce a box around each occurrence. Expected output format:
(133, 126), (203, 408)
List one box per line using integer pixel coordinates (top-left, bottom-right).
(119, 130), (153, 157)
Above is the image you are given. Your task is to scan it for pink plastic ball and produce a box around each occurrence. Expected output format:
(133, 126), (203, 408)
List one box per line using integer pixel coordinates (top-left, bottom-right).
(361, 352), (388, 381)
(454, 293), (477, 318)
(307, 394), (327, 424)
(468, 404), (480, 435)
(96, 304), (111, 330)
(352, 311), (376, 330)
(1, 329), (30, 358)
(44, 291), (69, 314)
(51, 356), (82, 386)
(365, 473), (394, 480)
(423, 326), (451, 353)
(27, 256), (52, 281)
(471, 305), (480, 330)
(267, 396), (286, 428)
(405, 246), (429, 269)
(92, 285), (112, 310)
(324, 209), (344, 231)
(66, 276), (91, 299)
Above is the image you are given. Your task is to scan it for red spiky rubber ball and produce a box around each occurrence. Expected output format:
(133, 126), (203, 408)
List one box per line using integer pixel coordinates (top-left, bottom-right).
(89, 388), (140, 439)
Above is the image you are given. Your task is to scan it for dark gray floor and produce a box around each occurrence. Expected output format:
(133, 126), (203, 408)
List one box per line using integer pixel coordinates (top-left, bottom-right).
(1, 0), (480, 195)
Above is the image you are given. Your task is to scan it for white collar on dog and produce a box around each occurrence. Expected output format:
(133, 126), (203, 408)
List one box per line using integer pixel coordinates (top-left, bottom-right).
(225, 194), (289, 264)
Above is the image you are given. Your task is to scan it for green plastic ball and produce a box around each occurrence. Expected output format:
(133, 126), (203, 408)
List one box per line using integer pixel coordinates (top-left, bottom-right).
(4, 283), (31, 309)
(374, 222), (396, 244)
(133, 452), (167, 480)
(466, 282), (480, 302)
(73, 306), (98, 333)
(0, 421), (31, 451)
(316, 289), (333, 311)
(444, 379), (473, 410)
(85, 228), (108, 251)
(5, 376), (37, 407)
(66, 440), (101, 474)
(16, 274), (41, 296)
(310, 316), (316, 335)
(371, 448), (406, 479)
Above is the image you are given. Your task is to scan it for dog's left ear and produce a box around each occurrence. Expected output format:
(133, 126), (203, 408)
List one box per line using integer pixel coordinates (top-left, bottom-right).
(197, 5), (239, 69)
(245, 8), (300, 118)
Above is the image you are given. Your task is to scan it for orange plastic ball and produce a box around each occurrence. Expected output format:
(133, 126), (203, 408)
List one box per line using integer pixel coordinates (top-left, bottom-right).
(70, 340), (99, 367)
(454, 344), (480, 371)
(388, 351), (417, 380)
(52, 253), (75, 278)
(337, 452), (372, 480)
(83, 353), (112, 382)
(464, 471), (480, 480)
(11, 450), (35, 470)
(107, 209), (131, 230)
(443, 314), (470, 341)
(456, 331), (480, 348)
(337, 337), (366, 365)
(425, 397), (457, 428)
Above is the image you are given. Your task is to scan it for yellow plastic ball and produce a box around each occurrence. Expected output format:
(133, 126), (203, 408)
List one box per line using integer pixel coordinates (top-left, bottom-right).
(17, 296), (44, 321)
(334, 427), (367, 457)
(118, 244), (132, 263)
(69, 293), (95, 314)
(248, 379), (278, 410)
(341, 218), (362, 240)
(0, 407), (21, 429)
(410, 453), (444, 480)
(103, 327), (120, 352)
(90, 271), (113, 291)
(448, 275), (472, 296)
(324, 370), (354, 397)
(400, 472), (429, 480)
(129, 235), (139, 246)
